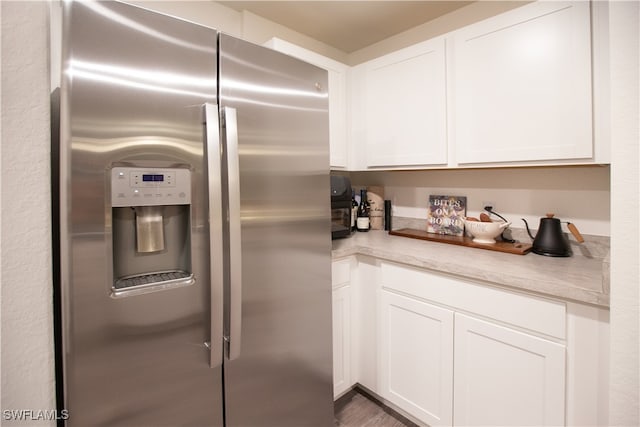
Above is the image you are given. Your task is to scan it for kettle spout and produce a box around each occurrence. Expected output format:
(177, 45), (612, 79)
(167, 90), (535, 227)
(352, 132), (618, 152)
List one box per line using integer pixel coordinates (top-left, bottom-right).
(522, 218), (536, 240)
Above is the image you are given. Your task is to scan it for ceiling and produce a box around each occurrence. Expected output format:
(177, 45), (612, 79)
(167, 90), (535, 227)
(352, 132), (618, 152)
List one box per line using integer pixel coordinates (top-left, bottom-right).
(218, 1), (474, 53)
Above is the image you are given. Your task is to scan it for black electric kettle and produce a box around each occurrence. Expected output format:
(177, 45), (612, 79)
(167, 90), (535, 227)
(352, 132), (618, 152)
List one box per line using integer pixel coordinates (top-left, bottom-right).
(522, 213), (584, 257)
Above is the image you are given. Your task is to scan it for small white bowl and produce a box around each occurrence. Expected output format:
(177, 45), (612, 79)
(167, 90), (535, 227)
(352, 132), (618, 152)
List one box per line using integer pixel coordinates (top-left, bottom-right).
(464, 219), (511, 244)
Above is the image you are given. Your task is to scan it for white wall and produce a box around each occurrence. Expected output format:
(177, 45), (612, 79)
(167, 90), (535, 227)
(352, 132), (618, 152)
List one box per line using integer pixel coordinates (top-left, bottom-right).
(1, 1), (56, 425)
(351, 166), (611, 236)
(608, 1), (640, 424)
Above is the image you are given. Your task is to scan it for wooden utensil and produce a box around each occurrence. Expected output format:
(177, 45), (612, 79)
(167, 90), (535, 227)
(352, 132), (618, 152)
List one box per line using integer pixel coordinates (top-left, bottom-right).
(479, 213), (492, 222)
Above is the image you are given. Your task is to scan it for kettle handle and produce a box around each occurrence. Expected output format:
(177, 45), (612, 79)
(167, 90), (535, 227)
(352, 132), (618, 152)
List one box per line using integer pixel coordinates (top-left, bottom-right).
(567, 222), (585, 243)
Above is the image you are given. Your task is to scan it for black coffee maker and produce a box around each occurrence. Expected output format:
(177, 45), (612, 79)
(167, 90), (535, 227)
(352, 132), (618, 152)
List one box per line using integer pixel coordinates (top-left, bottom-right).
(330, 176), (352, 239)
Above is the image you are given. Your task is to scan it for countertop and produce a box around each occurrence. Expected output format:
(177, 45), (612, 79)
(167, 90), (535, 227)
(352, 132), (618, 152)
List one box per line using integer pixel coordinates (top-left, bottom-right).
(332, 230), (610, 308)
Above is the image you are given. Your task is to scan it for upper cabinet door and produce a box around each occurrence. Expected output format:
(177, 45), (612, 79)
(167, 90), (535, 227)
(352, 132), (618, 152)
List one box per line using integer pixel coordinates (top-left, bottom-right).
(364, 37), (447, 167)
(264, 38), (349, 169)
(452, 1), (593, 165)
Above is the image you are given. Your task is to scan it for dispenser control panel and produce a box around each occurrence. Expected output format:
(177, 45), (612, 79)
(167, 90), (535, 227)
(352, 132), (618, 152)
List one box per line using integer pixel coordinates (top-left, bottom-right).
(111, 167), (191, 207)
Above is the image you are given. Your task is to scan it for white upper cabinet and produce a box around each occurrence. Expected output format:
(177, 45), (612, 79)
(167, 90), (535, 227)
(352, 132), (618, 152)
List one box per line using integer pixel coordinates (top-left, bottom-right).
(266, 1), (603, 170)
(361, 37), (448, 168)
(264, 38), (349, 169)
(451, 1), (593, 165)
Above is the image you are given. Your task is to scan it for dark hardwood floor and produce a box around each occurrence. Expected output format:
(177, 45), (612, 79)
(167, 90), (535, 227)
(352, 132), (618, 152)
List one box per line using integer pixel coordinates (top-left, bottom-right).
(334, 388), (418, 427)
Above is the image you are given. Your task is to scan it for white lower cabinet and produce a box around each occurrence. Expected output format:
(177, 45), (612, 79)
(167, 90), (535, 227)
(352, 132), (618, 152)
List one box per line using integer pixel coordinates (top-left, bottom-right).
(375, 260), (571, 426)
(378, 288), (566, 427)
(332, 284), (351, 397)
(453, 313), (566, 426)
(332, 258), (352, 398)
(339, 257), (607, 426)
(379, 290), (454, 426)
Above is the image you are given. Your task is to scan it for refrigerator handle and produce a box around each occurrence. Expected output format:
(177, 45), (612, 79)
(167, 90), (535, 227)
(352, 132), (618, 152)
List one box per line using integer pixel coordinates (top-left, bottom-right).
(223, 106), (242, 361)
(205, 102), (224, 369)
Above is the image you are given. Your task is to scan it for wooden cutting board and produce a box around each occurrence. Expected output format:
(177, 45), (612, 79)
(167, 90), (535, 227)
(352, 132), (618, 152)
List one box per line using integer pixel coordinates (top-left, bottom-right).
(389, 228), (532, 255)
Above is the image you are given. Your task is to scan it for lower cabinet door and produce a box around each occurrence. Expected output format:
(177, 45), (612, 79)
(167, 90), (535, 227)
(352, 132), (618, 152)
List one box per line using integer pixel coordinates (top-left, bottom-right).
(332, 284), (351, 398)
(453, 313), (566, 426)
(380, 290), (454, 426)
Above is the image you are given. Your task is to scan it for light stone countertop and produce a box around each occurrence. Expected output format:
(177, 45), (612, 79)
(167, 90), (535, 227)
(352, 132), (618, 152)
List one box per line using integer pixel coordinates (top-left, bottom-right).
(332, 230), (610, 308)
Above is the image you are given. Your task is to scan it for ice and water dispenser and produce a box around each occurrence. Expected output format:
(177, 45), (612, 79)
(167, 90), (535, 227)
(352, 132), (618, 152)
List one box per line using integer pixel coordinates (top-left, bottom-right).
(111, 166), (194, 296)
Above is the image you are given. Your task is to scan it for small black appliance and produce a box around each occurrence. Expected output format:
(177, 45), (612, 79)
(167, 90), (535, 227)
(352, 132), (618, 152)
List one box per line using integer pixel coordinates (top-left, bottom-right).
(331, 176), (352, 239)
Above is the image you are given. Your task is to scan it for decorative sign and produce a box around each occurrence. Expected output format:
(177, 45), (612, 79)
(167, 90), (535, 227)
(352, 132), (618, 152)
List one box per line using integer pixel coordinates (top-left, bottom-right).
(427, 195), (467, 236)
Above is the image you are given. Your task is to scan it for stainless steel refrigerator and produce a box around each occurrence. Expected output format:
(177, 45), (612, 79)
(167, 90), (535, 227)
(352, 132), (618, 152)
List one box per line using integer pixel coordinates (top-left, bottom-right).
(52, 1), (333, 425)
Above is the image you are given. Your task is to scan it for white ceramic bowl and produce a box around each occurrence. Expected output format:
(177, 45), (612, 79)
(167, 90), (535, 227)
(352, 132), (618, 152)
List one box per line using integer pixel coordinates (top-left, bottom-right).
(464, 219), (511, 244)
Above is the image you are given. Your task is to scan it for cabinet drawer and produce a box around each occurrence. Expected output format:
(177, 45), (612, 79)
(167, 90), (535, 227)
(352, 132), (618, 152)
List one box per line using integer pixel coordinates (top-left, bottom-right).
(332, 258), (351, 287)
(381, 261), (566, 339)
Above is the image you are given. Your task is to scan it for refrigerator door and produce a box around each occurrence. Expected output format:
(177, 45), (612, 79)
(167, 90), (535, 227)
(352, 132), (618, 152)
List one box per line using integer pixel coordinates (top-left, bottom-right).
(219, 34), (334, 426)
(57, 2), (222, 425)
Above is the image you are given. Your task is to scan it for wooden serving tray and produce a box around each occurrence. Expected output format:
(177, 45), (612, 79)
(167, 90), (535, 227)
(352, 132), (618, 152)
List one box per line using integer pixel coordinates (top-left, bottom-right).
(389, 228), (532, 255)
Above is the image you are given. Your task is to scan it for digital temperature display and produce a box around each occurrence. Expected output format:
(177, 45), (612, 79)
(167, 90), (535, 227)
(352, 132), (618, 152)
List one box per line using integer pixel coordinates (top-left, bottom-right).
(142, 174), (164, 182)
(112, 167), (188, 207)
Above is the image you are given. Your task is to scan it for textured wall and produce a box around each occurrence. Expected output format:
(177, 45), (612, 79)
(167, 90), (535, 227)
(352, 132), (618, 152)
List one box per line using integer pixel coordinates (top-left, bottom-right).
(608, 1), (640, 425)
(1, 1), (56, 425)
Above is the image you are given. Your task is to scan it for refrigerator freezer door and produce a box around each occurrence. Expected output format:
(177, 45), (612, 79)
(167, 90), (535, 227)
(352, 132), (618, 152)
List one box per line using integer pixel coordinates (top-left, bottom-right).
(219, 34), (334, 426)
(58, 2), (222, 425)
